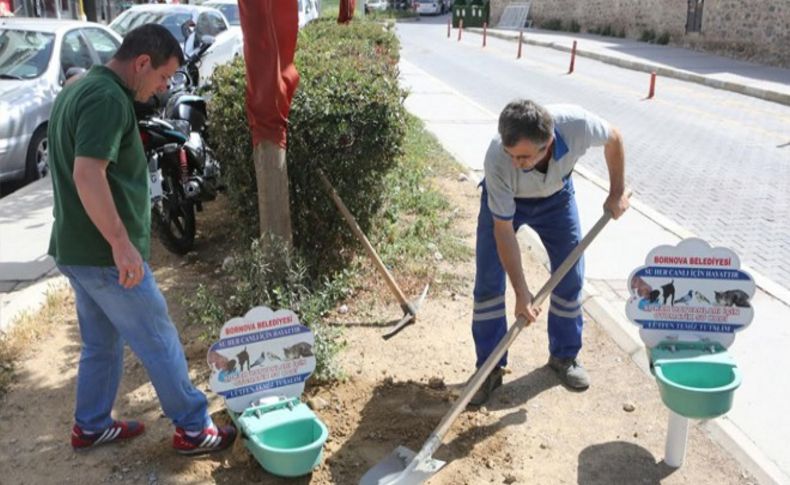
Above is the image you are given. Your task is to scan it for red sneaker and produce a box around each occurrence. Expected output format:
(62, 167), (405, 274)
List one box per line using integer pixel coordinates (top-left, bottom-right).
(71, 420), (145, 450)
(172, 424), (237, 455)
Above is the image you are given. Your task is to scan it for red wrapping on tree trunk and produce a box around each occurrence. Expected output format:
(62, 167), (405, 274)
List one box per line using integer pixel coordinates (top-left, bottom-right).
(338, 0), (356, 23)
(238, 0), (300, 148)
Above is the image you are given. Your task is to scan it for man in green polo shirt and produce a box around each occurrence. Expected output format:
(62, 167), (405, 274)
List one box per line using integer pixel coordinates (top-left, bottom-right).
(48, 23), (235, 454)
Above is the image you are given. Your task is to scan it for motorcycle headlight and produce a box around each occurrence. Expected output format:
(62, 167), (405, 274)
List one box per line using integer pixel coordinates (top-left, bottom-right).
(170, 71), (188, 91)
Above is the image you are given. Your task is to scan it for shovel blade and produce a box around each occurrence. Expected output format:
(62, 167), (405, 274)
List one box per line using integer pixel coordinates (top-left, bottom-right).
(360, 446), (445, 485)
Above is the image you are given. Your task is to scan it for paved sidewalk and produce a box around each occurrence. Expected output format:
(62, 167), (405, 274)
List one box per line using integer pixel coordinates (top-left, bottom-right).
(0, 177), (61, 333)
(470, 26), (790, 106)
(399, 58), (790, 485)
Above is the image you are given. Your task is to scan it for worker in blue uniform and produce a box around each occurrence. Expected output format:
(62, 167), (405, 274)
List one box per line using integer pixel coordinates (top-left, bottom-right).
(470, 99), (629, 406)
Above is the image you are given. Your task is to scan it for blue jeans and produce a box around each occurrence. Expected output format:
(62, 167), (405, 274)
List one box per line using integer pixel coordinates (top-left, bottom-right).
(472, 177), (585, 368)
(58, 263), (210, 433)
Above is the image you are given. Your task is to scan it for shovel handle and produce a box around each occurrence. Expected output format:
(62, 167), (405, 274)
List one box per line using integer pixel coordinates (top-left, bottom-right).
(417, 207), (618, 458)
(317, 169), (414, 313)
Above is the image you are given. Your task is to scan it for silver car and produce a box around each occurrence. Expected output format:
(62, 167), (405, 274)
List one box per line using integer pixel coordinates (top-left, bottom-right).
(109, 4), (230, 60)
(0, 19), (121, 184)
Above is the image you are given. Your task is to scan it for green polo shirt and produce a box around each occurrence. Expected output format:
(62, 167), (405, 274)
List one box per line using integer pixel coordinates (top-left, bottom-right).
(48, 65), (150, 266)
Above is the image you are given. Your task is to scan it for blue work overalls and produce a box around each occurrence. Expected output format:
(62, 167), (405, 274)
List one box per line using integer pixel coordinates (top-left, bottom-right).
(472, 177), (584, 368)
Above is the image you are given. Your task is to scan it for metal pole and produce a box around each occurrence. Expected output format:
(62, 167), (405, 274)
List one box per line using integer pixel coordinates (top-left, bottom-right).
(568, 40), (577, 74)
(457, 18), (463, 41)
(517, 30), (523, 59)
(647, 71), (657, 99)
(482, 22), (487, 47)
(665, 411), (689, 467)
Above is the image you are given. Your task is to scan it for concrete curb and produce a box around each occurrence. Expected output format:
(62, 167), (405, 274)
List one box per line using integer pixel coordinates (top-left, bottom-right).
(468, 28), (790, 107)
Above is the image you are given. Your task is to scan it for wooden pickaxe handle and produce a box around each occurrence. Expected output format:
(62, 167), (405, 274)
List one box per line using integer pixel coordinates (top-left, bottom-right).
(317, 169), (416, 315)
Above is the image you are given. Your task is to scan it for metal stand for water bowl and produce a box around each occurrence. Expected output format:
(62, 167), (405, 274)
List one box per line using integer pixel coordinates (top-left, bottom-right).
(665, 411), (690, 467)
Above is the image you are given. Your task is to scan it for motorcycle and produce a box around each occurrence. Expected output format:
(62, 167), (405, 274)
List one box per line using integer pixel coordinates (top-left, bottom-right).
(137, 36), (222, 254)
(140, 116), (221, 254)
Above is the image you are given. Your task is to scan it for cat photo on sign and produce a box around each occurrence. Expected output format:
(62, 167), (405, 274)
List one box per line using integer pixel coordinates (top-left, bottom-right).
(715, 289), (751, 307)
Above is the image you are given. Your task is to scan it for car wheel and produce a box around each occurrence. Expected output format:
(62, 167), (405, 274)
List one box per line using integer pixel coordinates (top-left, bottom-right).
(24, 126), (48, 183)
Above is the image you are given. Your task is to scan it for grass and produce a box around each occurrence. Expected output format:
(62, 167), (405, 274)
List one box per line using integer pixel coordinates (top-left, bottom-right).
(321, 0), (339, 16)
(0, 283), (72, 397)
(320, 0), (416, 20)
(372, 114), (473, 278)
(365, 9), (418, 20)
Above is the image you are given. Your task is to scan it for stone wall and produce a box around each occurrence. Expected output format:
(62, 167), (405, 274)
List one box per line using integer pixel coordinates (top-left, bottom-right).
(488, 0), (790, 67)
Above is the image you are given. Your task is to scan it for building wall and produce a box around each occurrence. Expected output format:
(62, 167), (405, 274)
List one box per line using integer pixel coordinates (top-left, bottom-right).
(489, 0), (790, 67)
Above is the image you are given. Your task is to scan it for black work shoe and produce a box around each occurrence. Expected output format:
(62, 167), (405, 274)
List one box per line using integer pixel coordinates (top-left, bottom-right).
(468, 367), (505, 407)
(548, 356), (590, 390)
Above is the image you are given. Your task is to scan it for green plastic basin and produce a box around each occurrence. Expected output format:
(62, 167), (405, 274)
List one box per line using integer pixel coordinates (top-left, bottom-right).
(654, 360), (741, 419)
(235, 398), (329, 477)
(248, 418), (328, 477)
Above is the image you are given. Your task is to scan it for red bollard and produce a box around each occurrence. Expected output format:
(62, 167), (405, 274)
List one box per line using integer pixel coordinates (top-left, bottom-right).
(457, 18), (463, 41)
(568, 40), (577, 74)
(517, 30), (523, 59)
(447, 16), (451, 38)
(647, 71), (657, 99)
(483, 22), (487, 47)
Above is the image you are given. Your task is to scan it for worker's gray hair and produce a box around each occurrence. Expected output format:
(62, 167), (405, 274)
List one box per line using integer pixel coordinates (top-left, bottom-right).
(498, 99), (554, 148)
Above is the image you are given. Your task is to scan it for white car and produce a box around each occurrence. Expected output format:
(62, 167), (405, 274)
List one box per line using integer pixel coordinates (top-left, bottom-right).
(365, 0), (388, 14)
(0, 19), (122, 184)
(198, 0), (243, 85)
(298, 0), (319, 28)
(416, 0), (447, 15)
(109, 4), (241, 85)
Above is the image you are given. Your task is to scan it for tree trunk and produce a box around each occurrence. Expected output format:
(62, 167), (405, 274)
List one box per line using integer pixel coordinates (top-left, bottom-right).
(253, 140), (293, 247)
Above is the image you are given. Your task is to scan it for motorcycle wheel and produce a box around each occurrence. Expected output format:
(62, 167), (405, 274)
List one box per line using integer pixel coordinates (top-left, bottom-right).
(154, 183), (196, 255)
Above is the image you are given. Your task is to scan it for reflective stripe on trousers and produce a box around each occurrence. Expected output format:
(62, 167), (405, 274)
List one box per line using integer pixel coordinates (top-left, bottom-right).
(472, 177), (584, 368)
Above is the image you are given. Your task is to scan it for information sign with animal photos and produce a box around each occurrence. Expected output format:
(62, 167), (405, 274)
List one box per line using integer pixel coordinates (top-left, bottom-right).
(207, 306), (316, 412)
(626, 238), (755, 348)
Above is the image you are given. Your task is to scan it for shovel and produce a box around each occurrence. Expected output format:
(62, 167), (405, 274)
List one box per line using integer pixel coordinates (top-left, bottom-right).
(317, 168), (429, 339)
(360, 207), (618, 485)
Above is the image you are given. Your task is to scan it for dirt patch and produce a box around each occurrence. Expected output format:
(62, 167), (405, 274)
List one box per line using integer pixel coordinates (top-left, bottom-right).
(0, 173), (755, 484)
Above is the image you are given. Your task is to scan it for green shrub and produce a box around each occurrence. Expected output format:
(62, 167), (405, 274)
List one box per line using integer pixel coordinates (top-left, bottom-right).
(656, 32), (671, 45)
(542, 18), (563, 31)
(640, 29), (657, 42)
(207, 18), (407, 276)
(600, 24), (613, 37)
(569, 20), (581, 33)
(185, 237), (350, 382)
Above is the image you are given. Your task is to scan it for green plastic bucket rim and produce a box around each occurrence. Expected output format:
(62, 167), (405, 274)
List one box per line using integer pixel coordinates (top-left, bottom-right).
(252, 417), (329, 454)
(654, 363), (742, 393)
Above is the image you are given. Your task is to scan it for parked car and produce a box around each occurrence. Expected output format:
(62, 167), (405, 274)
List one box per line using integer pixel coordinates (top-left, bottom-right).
(201, 0), (239, 27)
(364, 0), (388, 14)
(0, 18), (121, 184)
(110, 5), (233, 59)
(416, 0), (447, 15)
(199, 0), (242, 84)
(298, 0), (319, 28)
